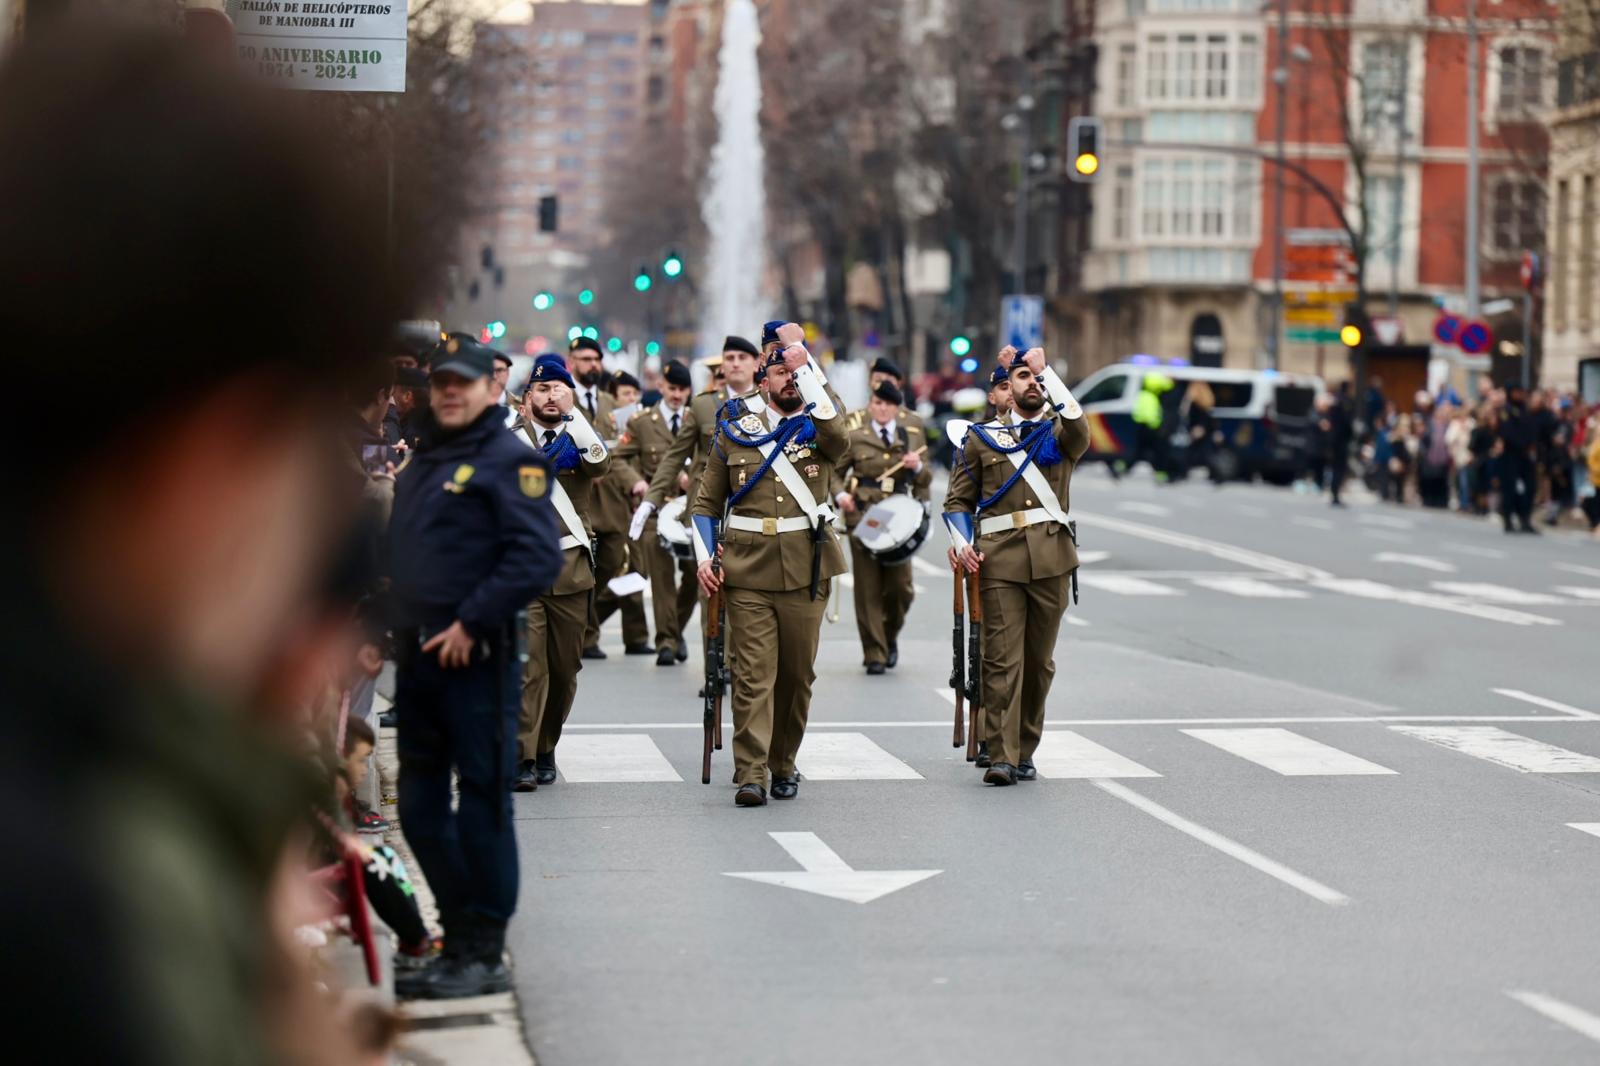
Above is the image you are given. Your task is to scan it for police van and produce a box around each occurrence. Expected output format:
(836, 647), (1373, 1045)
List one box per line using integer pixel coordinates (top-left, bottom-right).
(1072, 360), (1325, 483)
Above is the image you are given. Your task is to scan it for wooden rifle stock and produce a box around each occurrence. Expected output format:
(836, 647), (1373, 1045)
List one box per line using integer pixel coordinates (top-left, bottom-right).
(702, 551), (726, 784)
(950, 563), (965, 748)
(965, 568), (982, 762)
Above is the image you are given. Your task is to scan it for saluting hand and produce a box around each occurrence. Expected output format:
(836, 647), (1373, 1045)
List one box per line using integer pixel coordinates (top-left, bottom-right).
(997, 345), (1019, 369)
(422, 620), (476, 669)
(553, 383), (575, 415)
(776, 322), (806, 347)
(781, 343), (808, 372)
(1022, 347), (1046, 374)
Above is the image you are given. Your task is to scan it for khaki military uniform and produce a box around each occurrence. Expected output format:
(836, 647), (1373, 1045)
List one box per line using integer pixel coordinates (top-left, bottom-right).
(577, 385), (650, 650)
(613, 401), (698, 657)
(515, 416), (610, 761)
(943, 379), (1091, 769)
(692, 374), (848, 790)
(832, 411), (932, 666)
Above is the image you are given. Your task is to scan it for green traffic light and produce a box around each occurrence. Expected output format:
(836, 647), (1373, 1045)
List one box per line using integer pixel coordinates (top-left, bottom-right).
(582, 326), (599, 340)
(634, 273), (652, 293)
(567, 325), (582, 341)
(949, 335), (972, 356)
(606, 337), (624, 353)
(663, 253), (683, 278)
(533, 291), (554, 311)
(489, 320), (507, 340)
(578, 289), (595, 306)
(645, 340), (661, 357)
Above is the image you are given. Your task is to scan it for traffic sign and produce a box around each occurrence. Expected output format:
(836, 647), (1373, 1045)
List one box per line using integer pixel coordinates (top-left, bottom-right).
(1432, 313), (1462, 346)
(1457, 319), (1492, 356)
(1286, 327), (1342, 344)
(1284, 289), (1357, 307)
(1000, 294), (1044, 350)
(1520, 251), (1541, 291)
(1284, 307), (1338, 326)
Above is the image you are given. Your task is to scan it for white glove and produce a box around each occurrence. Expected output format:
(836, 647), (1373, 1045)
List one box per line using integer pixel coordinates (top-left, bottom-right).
(628, 500), (655, 541)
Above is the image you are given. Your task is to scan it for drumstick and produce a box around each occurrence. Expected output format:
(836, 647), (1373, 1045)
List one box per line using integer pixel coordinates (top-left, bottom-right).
(877, 444), (928, 480)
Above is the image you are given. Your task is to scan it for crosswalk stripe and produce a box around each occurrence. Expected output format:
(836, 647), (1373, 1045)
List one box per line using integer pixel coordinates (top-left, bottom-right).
(558, 734), (683, 782)
(1430, 581), (1570, 606)
(1311, 577), (1562, 627)
(1506, 990), (1600, 1046)
(1191, 576), (1310, 599)
(1184, 728), (1396, 776)
(1555, 586), (1600, 601)
(1077, 573), (1182, 596)
(798, 732), (923, 780)
(1566, 823), (1600, 840)
(1032, 731), (1160, 778)
(1390, 726), (1600, 773)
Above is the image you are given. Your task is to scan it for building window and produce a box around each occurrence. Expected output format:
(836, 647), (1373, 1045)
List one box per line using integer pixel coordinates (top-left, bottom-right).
(1556, 53), (1600, 107)
(1238, 34), (1260, 102)
(1146, 35), (1169, 101)
(1171, 159), (1195, 235)
(1112, 165), (1135, 241)
(1581, 176), (1595, 330)
(1116, 43), (1137, 108)
(1232, 158), (1256, 239)
(1497, 45), (1545, 113)
(1174, 34), (1199, 100)
(1204, 34), (1229, 99)
(1362, 173), (1402, 272)
(1489, 178), (1543, 256)
(1360, 38), (1405, 136)
(1553, 179), (1569, 330)
(1200, 159), (1226, 236)
(1142, 161), (1166, 237)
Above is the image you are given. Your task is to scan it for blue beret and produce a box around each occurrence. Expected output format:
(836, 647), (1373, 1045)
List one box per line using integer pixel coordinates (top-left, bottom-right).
(761, 320), (787, 347)
(989, 363), (1009, 387)
(528, 353), (575, 390)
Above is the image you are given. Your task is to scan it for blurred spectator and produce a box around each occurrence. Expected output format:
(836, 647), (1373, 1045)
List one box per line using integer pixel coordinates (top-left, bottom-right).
(1180, 380), (1217, 482)
(1417, 402), (1453, 509)
(1320, 384), (1354, 507)
(394, 365), (432, 450)
(1498, 386), (1540, 534)
(1584, 409), (1600, 537)
(0, 29), (407, 1066)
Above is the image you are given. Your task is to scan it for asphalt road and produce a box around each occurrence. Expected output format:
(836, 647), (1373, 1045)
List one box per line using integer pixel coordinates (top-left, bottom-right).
(508, 467), (1600, 1066)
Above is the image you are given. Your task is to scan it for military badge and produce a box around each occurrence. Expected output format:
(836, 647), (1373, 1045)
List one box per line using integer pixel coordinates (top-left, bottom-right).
(588, 443), (605, 462)
(519, 465), (547, 499)
(739, 414), (764, 435)
(453, 464), (476, 484)
(1064, 398), (1083, 418)
(994, 431), (1015, 448)
(804, 464), (820, 478)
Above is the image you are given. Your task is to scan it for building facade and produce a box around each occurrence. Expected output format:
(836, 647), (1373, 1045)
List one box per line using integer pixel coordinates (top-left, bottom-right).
(1544, 0), (1600, 397)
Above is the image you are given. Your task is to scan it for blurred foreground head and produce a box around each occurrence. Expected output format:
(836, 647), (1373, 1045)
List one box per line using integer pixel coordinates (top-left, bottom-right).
(0, 29), (407, 700)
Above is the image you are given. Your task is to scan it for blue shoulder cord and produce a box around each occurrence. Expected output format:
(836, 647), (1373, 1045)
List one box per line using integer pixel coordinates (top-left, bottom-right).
(967, 420), (1062, 512)
(540, 426), (582, 471)
(716, 399), (817, 507)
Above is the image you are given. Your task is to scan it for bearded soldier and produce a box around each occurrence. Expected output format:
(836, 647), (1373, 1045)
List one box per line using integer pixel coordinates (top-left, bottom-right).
(832, 379), (930, 674)
(512, 355), (611, 790)
(943, 346), (1090, 787)
(692, 325), (847, 807)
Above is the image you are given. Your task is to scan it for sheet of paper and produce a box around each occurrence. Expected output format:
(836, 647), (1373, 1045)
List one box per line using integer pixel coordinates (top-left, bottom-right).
(606, 571), (650, 597)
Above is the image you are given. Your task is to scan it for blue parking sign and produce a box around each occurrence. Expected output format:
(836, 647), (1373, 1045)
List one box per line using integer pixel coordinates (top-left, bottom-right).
(1000, 294), (1044, 350)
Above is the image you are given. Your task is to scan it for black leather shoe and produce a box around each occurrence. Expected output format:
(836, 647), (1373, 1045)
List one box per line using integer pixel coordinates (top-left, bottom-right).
(735, 783), (767, 807)
(625, 642), (656, 655)
(581, 645), (607, 660)
(675, 643), (689, 662)
(866, 661), (886, 676)
(512, 760), (538, 792)
(379, 711), (398, 730)
(771, 776), (800, 800)
(656, 646), (677, 666)
(1016, 759), (1037, 782)
(974, 741), (991, 769)
(984, 762), (1017, 787)
(887, 642), (899, 668)
(400, 955), (512, 1000)
(535, 752), (558, 787)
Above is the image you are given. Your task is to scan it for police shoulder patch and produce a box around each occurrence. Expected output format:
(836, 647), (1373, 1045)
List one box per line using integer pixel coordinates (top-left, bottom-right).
(519, 465), (547, 498)
(453, 463), (476, 484)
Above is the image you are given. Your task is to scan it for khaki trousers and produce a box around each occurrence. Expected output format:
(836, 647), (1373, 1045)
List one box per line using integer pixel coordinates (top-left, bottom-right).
(520, 589), (589, 761)
(725, 583), (828, 788)
(979, 573), (1070, 767)
(847, 537), (915, 665)
(642, 522), (698, 655)
(588, 527), (650, 648)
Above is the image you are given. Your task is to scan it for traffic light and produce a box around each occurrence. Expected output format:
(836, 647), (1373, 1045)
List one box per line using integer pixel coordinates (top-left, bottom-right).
(567, 325), (583, 341)
(634, 265), (653, 293)
(487, 320), (507, 340)
(606, 336), (624, 353)
(1067, 116), (1102, 183)
(533, 291), (554, 311)
(582, 326), (599, 340)
(949, 335), (972, 357)
(645, 340), (662, 357)
(538, 195), (558, 233)
(578, 288), (595, 306)
(1339, 323), (1363, 348)
(663, 251), (683, 278)
(1340, 304), (1370, 349)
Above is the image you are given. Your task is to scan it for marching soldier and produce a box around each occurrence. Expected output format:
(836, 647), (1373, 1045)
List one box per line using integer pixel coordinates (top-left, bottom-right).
(832, 379), (931, 674)
(943, 346), (1090, 787)
(614, 359), (699, 666)
(692, 325), (847, 807)
(984, 362), (1013, 421)
(568, 337), (652, 658)
(846, 355), (926, 436)
(513, 354), (611, 790)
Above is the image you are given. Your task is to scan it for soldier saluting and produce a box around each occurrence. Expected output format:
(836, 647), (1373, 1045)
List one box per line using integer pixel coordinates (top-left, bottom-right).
(943, 346), (1090, 786)
(692, 324), (847, 807)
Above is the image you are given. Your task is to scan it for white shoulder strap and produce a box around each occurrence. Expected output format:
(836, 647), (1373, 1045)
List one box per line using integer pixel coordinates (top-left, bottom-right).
(751, 436), (832, 523)
(518, 426), (591, 550)
(998, 431), (1070, 527)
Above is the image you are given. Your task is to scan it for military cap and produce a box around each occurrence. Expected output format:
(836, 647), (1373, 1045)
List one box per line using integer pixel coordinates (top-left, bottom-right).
(989, 363), (1009, 387)
(528, 353), (575, 390)
(870, 356), (904, 381)
(569, 335), (603, 356)
(760, 320), (786, 347)
(872, 379), (904, 406)
(429, 334), (495, 380)
(612, 369), (642, 392)
(662, 360), (692, 387)
(722, 335), (759, 359)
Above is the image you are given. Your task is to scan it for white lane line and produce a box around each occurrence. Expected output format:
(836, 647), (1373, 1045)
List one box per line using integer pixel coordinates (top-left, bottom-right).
(1555, 562), (1600, 579)
(1076, 550), (1112, 565)
(797, 732), (923, 780)
(1291, 516), (1334, 530)
(1555, 586), (1600, 601)
(1442, 541), (1507, 559)
(1494, 688), (1600, 721)
(1358, 513), (1415, 530)
(1192, 576), (1310, 599)
(1073, 511), (1331, 581)
(556, 734), (683, 782)
(1033, 731), (1160, 778)
(1430, 581), (1570, 606)
(1078, 573), (1183, 596)
(1184, 728), (1396, 776)
(1391, 726), (1600, 773)
(576, 712), (1600, 731)
(1374, 551), (1458, 573)
(1566, 823), (1600, 840)
(1116, 500), (1172, 517)
(1093, 779), (1350, 906)
(1066, 614), (1091, 627)
(1311, 577), (1562, 627)
(1506, 990), (1600, 1046)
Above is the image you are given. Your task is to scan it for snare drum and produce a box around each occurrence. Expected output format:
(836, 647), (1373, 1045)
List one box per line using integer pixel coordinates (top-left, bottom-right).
(656, 496), (695, 561)
(853, 495), (930, 565)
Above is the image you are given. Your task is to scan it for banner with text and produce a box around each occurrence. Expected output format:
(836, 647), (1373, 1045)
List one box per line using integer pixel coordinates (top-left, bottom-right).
(226, 1), (406, 93)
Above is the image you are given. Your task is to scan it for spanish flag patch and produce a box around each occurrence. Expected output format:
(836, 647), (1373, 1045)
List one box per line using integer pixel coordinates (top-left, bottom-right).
(519, 465), (547, 499)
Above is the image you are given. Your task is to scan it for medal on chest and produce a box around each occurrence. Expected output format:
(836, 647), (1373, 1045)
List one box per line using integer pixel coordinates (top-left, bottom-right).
(994, 430), (1016, 448)
(738, 414), (763, 435)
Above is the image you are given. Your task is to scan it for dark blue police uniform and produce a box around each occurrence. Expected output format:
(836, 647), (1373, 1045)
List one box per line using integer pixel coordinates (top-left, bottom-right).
(388, 337), (561, 996)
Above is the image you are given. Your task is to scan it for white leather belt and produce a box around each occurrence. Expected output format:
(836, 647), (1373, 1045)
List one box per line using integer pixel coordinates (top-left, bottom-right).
(727, 514), (815, 535)
(978, 507), (1058, 536)
(558, 534), (585, 551)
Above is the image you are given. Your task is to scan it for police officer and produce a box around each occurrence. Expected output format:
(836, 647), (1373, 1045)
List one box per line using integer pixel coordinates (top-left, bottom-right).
(513, 354), (611, 789)
(569, 336), (652, 657)
(693, 325), (847, 807)
(614, 359), (699, 665)
(389, 335), (562, 998)
(833, 379), (931, 673)
(943, 346), (1090, 787)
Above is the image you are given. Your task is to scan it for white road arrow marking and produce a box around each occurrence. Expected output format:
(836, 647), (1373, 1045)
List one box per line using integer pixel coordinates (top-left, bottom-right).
(1374, 551), (1458, 573)
(724, 832), (940, 904)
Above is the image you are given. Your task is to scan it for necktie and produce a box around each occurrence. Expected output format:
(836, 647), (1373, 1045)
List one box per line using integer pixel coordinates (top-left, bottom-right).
(881, 427), (893, 449)
(542, 430), (556, 449)
(670, 412), (680, 435)
(584, 391), (595, 418)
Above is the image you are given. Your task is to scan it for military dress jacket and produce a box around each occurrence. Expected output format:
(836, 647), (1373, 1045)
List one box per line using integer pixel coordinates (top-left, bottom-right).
(845, 404), (926, 436)
(613, 401), (685, 490)
(692, 399), (849, 593)
(943, 409), (1092, 583)
(832, 417), (932, 532)
(574, 387), (634, 537)
(644, 385), (738, 514)
(515, 417), (610, 596)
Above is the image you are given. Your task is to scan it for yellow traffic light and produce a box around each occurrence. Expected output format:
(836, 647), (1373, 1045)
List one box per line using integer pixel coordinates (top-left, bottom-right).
(1339, 324), (1363, 347)
(1074, 153), (1100, 177)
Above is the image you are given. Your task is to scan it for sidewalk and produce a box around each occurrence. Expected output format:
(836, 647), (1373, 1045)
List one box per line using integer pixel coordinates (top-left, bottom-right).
(371, 687), (538, 1066)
